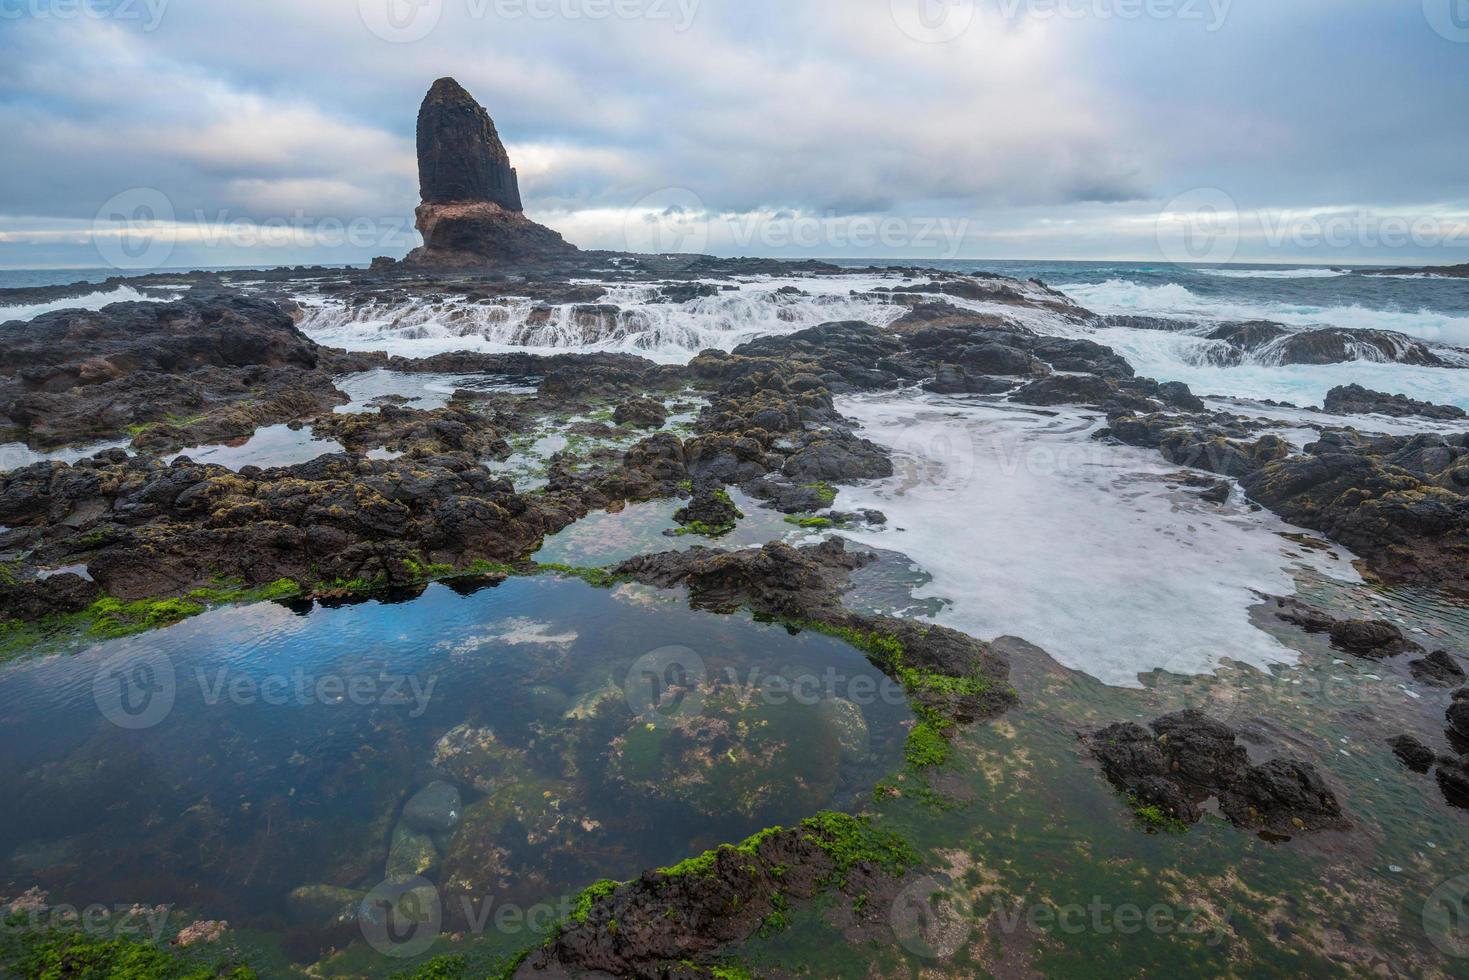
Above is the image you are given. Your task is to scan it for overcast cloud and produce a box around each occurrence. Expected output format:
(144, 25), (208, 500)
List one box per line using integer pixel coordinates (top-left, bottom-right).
(1, 0), (1466, 267)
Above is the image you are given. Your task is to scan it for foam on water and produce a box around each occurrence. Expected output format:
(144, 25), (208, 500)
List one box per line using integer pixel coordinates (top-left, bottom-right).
(0, 285), (176, 323)
(331, 368), (539, 413)
(1199, 267), (1350, 280)
(1092, 325), (1469, 409)
(1059, 278), (1469, 348)
(0, 438), (130, 472)
(831, 390), (1358, 687)
(297, 276), (906, 363)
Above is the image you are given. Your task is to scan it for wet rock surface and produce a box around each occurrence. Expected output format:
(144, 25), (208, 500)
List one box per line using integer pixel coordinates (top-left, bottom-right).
(1082, 709), (1349, 836)
(1323, 383), (1467, 420)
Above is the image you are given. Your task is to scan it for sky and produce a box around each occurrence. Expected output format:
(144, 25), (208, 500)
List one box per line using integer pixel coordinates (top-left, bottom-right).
(1, 0), (1467, 269)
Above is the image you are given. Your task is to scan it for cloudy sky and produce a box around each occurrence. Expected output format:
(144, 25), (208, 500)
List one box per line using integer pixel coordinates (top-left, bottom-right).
(1, 0), (1467, 269)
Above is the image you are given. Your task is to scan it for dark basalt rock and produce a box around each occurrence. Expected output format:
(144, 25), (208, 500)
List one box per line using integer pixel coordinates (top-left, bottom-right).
(0, 573), (100, 622)
(922, 365), (1020, 395)
(1237, 432), (1469, 597)
(0, 296), (346, 449)
(1437, 756), (1469, 808)
(0, 450), (575, 604)
(1409, 650), (1467, 687)
(613, 539), (1014, 724)
(1447, 691), (1469, 741)
(416, 76), (522, 210)
(612, 397), (668, 429)
(1323, 383), (1466, 420)
(401, 78), (578, 268)
(1012, 375), (1117, 407)
(0, 296), (318, 390)
(672, 481), (742, 532)
(1327, 619), (1424, 659)
(1081, 708), (1348, 836)
(514, 817), (912, 980)
(1388, 735), (1436, 774)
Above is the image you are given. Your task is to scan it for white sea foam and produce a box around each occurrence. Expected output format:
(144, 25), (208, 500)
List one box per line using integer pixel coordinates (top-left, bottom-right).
(297, 276), (908, 363)
(1091, 325), (1469, 409)
(1058, 278), (1469, 348)
(0, 285), (176, 323)
(1199, 267), (1350, 280)
(831, 390), (1358, 687)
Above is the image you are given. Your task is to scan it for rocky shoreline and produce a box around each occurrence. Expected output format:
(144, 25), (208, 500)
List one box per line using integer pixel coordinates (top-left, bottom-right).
(3, 77), (1467, 980)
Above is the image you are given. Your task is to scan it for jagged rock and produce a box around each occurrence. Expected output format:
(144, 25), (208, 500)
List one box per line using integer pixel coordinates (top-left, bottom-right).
(0, 573), (99, 621)
(672, 481), (742, 533)
(402, 78), (578, 267)
(1081, 709), (1347, 835)
(1327, 619), (1424, 659)
(1448, 691), (1469, 740)
(1388, 735), (1435, 773)
(1323, 384), (1466, 420)
(1437, 757), (1469, 808)
(613, 397), (668, 429)
(1409, 650), (1467, 687)
(416, 76), (522, 210)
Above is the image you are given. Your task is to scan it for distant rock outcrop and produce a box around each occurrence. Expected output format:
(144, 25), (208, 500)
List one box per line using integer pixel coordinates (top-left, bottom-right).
(403, 77), (577, 268)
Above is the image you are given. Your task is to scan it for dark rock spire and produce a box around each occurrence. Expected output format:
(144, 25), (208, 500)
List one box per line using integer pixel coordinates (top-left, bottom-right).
(416, 77), (523, 211)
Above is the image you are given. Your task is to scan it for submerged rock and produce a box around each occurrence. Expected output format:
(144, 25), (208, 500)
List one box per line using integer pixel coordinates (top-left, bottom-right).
(1327, 619), (1424, 659)
(401, 780), (463, 834)
(817, 696), (871, 764)
(386, 823), (441, 879)
(432, 724), (527, 795)
(286, 884), (365, 928)
(1388, 735), (1436, 774)
(1409, 650), (1467, 687)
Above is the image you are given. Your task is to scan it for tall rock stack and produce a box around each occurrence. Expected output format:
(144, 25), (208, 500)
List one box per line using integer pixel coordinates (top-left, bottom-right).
(403, 77), (578, 267)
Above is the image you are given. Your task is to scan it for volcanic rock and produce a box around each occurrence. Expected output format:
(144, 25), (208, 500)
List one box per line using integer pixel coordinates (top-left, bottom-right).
(403, 78), (577, 268)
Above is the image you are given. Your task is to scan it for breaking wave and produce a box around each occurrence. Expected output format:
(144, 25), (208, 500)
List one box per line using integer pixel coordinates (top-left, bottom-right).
(297, 277), (913, 362)
(1059, 278), (1469, 348)
(0, 285), (178, 324)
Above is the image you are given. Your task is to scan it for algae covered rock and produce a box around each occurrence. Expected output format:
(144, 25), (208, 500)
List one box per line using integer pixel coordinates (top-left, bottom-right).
(286, 884), (365, 928)
(386, 823), (441, 879)
(432, 724), (526, 794)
